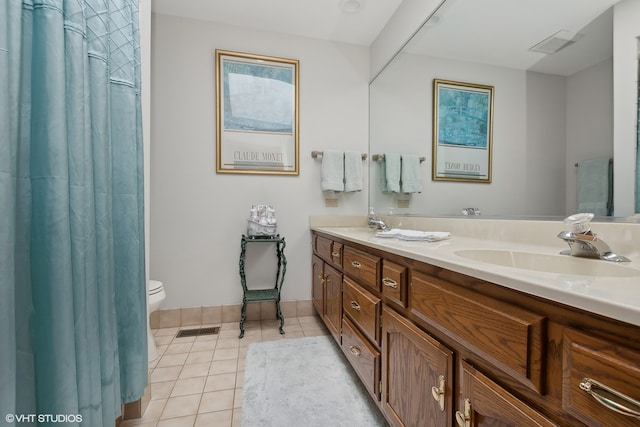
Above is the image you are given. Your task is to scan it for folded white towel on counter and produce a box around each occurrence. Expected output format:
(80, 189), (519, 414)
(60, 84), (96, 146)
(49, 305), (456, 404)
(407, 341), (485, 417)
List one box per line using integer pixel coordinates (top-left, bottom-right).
(321, 150), (344, 192)
(375, 229), (450, 242)
(344, 151), (363, 192)
(401, 154), (422, 193)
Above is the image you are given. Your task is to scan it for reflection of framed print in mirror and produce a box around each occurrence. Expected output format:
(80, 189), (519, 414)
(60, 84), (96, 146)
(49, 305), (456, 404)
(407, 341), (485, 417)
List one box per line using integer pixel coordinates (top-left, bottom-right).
(432, 79), (494, 183)
(215, 50), (299, 175)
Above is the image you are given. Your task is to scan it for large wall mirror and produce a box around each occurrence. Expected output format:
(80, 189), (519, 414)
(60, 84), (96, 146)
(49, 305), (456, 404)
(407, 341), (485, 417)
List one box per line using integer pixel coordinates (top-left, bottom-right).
(370, 0), (640, 219)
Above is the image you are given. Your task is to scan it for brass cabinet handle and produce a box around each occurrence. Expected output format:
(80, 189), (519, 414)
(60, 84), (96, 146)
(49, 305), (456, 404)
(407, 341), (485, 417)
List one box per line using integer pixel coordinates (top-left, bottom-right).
(350, 301), (361, 311)
(317, 275), (325, 283)
(331, 251), (340, 257)
(351, 261), (362, 269)
(455, 398), (471, 427)
(349, 346), (361, 356)
(382, 277), (398, 289)
(579, 377), (640, 419)
(431, 375), (446, 412)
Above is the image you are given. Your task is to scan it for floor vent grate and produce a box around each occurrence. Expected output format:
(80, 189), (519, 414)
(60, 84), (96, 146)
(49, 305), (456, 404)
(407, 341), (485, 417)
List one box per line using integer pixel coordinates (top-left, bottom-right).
(175, 326), (220, 338)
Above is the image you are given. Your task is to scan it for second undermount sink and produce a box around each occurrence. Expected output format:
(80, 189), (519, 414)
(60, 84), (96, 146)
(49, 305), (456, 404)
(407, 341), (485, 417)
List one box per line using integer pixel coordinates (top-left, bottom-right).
(455, 249), (640, 278)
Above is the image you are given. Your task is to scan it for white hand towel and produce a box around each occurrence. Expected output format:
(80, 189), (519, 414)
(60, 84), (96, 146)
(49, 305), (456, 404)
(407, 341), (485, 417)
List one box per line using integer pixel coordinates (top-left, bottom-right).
(385, 153), (401, 193)
(344, 151), (363, 192)
(321, 150), (344, 192)
(401, 154), (422, 193)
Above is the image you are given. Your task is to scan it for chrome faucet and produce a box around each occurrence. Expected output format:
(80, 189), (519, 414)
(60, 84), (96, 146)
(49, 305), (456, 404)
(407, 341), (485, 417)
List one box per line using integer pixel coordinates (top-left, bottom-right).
(367, 208), (389, 230)
(557, 213), (630, 262)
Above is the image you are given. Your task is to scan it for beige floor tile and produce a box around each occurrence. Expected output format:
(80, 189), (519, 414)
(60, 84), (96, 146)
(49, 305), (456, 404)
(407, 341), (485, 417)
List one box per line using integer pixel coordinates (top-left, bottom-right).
(155, 327), (180, 337)
(210, 359), (237, 375)
(172, 335), (196, 344)
(178, 362), (210, 379)
(232, 408), (242, 427)
(190, 340), (217, 352)
(164, 342), (193, 355)
(194, 410), (233, 427)
(151, 381), (175, 400)
(233, 388), (243, 409)
(160, 394), (201, 419)
(154, 335), (174, 345)
(198, 389), (235, 413)
(131, 398), (166, 423)
(204, 373), (236, 392)
(218, 329), (239, 339)
(235, 371), (244, 389)
(120, 421), (157, 427)
(213, 347), (239, 361)
(157, 353), (188, 368)
(157, 415), (196, 427)
(171, 377), (206, 397)
(185, 350), (214, 365)
(215, 338), (240, 349)
(151, 366), (182, 383)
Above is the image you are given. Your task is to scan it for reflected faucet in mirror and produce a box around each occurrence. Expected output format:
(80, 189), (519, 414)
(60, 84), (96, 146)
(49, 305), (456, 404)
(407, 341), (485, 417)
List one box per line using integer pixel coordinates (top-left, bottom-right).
(557, 213), (630, 262)
(368, 208), (389, 230)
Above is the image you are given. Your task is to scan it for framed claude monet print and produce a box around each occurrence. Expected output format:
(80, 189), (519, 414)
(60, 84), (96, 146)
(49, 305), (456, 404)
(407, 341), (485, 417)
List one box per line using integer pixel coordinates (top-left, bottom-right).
(432, 79), (494, 183)
(215, 50), (299, 175)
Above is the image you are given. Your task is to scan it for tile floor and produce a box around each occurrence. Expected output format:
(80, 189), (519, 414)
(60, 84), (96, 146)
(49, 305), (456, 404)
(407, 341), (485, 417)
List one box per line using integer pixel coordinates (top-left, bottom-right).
(121, 316), (329, 427)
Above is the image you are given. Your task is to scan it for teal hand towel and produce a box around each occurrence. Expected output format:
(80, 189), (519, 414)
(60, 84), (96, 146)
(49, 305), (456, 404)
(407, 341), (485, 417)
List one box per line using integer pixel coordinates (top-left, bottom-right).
(385, 153), (401, 193)
(344, 151), (363, 192)
(379, 158), (389, 193)
(577, 157), (611, 216)
(321, 150), (344, 192)
(401, 154), (422, 193)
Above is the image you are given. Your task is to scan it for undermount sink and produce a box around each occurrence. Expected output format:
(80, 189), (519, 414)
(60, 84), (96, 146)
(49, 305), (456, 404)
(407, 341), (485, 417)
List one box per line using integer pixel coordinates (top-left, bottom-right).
(455, 249), (640, 278)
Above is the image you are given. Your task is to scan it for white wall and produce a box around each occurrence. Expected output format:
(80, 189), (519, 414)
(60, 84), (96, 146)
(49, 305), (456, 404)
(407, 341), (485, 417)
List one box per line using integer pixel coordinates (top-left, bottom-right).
(565, 59), (614, 213)
(150, 14), (370, 309)
(613, 0), (640, 216)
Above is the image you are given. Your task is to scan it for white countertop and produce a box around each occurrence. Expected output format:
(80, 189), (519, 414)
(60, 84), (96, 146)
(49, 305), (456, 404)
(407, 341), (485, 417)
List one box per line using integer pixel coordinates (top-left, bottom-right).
(311, 218), (640, 327)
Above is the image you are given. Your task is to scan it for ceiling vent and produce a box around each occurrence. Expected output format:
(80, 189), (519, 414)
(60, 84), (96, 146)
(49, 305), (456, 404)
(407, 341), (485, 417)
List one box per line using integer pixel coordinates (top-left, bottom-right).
(529, 30), (581, 54)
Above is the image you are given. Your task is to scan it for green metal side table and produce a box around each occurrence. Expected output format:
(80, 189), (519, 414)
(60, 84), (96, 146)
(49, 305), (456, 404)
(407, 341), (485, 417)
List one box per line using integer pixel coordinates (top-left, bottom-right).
(238, 234), (287, 338)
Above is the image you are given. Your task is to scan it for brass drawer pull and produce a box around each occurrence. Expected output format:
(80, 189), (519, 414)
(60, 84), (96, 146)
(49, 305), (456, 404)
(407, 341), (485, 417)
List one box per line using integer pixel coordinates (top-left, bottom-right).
(349, 346), (361, 357)
(455, 398), (471, 427)
(579, 377), (640, 419)
(331, 251), (340, 257)
(431, 375), (446, 412)
(350, 301), (361, 311)
(382, 277), (398, 289)
(351, 261), (362, 269)
(317, 274), (325, 283)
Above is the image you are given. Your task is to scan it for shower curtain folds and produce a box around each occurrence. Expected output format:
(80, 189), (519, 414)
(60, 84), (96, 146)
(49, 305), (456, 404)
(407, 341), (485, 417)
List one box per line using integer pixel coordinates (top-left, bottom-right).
(0, 0), (147, 425)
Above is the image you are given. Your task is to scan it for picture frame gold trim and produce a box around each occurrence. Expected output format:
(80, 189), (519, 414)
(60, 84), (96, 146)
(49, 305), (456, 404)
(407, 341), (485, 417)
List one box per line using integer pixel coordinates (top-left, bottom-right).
(432, 79), (493, 183)
(215, 50), (300, 175)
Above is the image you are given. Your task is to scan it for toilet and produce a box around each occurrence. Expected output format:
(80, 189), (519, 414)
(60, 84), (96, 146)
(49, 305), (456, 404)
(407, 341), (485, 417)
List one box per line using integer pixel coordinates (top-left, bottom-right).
(147, 279), (167, 362)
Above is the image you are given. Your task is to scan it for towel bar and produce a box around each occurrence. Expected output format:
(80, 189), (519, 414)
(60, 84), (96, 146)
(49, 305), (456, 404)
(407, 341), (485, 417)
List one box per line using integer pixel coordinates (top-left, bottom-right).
(311, 151), (367, 160)
(372, 154), (426, 163)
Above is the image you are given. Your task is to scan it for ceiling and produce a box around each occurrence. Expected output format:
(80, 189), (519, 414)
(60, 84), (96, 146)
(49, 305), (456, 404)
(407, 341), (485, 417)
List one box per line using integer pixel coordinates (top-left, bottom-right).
(405, 0), (621, 76)
(151, 0), (404, 46)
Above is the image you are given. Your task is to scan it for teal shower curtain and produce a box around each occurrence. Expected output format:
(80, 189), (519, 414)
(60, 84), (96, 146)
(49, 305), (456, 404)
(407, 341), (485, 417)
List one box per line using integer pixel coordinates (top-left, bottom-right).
(1, 0), (147, 425)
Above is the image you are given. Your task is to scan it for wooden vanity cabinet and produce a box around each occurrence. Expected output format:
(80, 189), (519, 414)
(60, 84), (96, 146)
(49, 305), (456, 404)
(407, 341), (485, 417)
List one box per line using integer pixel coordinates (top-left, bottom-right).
(382, 305), (453, 427)
(457, 361), (558, 427)
(312, 236), (343, 344)
(310, 230), (640, 427)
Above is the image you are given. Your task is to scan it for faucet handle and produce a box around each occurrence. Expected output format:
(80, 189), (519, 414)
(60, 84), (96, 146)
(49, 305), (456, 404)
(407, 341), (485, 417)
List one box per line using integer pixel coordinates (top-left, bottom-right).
(563, 213), (594, 234)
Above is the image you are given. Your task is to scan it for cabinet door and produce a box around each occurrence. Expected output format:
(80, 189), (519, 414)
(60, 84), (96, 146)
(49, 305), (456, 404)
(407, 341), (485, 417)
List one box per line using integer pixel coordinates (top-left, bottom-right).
(382, 306), (453, 427)
(457, 361), (558, 427)
(324, 263), (342, 344)
(312, 255), (324, 316)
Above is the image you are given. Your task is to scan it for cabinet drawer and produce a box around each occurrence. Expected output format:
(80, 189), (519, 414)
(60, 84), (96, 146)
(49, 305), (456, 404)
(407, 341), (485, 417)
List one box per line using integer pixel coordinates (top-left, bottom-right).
(563, 328), (640, 427)
(460, 361), (558, 426)
(410, 270), (545, 394)
(343, 246), (380, 292)
(343, 276), (381, 345)
(381, 259), (407, 308)
(315, 235), (342, 268)
(341, 316), (380, 401)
